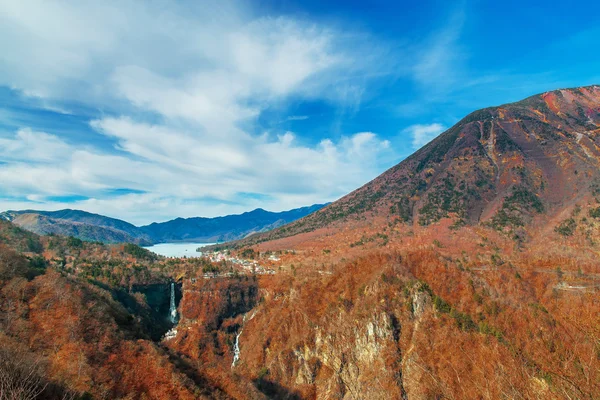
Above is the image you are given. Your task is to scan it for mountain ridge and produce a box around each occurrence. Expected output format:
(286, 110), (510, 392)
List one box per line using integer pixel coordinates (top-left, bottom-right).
(0, 204), (327, 245)
(2, 85), (600, 399)
(139, 203), (327, 243)
(0, 209), (154, 245)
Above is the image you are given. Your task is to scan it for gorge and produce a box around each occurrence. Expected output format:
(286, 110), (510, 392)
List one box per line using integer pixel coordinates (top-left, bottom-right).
(2, 1), (599, 397)
(1, 85), (600, 399)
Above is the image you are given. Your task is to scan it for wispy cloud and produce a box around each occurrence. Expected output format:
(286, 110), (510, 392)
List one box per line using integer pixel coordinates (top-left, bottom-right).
(412, 8), (467, 94)
(0, 0), (398, 223)
(403, 123), (446, 150)
(0, 128), (72, 162)
(0, 123), (392, 224)
(3, 0), (594, 224)
(286, 115), (310, 121)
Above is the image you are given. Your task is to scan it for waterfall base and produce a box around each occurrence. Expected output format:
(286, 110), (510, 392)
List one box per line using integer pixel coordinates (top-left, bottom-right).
(163, 327), (178, 341)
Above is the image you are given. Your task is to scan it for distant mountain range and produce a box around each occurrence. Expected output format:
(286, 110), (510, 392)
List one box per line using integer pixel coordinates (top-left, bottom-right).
(0, 204), (326, 245)
(139, 204), (325, 243)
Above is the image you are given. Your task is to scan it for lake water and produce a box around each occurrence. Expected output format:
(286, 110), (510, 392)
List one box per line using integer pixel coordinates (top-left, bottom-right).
(143, 242), (215, 258)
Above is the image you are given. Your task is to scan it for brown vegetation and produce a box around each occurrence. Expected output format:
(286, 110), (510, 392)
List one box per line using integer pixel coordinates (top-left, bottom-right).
(2, 85), (600, 398)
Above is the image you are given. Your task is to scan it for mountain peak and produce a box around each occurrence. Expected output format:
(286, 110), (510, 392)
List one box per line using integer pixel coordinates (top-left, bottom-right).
(140, 204), (325, 243)
(224, 85), (600, 247)
(248, 208), (268, 213)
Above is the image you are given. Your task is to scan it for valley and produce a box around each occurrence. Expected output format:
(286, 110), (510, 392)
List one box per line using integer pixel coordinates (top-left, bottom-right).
(3, 1), (600, 397)
(1, 85), (600, 399)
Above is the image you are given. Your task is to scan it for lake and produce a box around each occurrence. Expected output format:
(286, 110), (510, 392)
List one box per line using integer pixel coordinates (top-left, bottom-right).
(143, 242), (215, 258)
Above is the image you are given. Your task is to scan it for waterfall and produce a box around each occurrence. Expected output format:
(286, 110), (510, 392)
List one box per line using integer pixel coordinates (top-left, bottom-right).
(169, 282), (177, 324)
(231, 314), (247, 368)
(231, 329), (243, 367)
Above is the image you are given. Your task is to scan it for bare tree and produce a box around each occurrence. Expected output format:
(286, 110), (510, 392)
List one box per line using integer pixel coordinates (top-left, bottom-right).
(0, 349), (47, 400)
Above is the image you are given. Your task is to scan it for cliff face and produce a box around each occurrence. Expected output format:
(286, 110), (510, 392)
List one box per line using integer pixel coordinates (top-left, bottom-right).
(247, 306), (405, 399)
(165, 277), (266, 399)
(161, 256), (470, 399)
(178, 278), (258, 329)
(164, 237), (600, 399)
(165, 260), (410, 399)
(227, 257), (440, 400)
(112, 282), (182, 340)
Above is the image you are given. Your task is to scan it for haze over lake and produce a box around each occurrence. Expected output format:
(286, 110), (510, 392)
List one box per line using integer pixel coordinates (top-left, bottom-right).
(144, 242), (214, 258)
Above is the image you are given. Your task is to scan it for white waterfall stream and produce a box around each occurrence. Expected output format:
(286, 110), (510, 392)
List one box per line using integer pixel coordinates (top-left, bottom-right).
(231, 314), (247, 368)
(231, 329), (243, 368)
(169, 282), (177, 324)
(162, 282), (179, 341)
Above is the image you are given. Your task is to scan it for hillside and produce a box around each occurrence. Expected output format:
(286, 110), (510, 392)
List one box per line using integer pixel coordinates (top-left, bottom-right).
(222, 85), (600, 247)
(0, 218), (45, 254)
(140, 204), (326, 243)
(0, 219), (267, 399)
(0, 209), (154, 245)
(2, 85), (600, 399)
(181, 85), (600, 399)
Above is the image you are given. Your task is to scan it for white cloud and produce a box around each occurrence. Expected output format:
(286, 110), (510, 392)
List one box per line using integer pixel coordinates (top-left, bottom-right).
(403, 123), (446, 149)
(0, 124), (392, 224)
(0, 1), (383, 112)
(0, 129), (72, 162)
(0, 0), (401, 223)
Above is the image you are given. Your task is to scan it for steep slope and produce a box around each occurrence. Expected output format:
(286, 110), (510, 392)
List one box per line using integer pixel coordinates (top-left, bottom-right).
(229, 85), (600, 246)
(140, 204), (326, 243)
(1, 209), (153, 245)
(0, 220), (264, 399)
(0, 218), (44, 254)
(2, 85), (600, 399)
(182, 85), (600, 399)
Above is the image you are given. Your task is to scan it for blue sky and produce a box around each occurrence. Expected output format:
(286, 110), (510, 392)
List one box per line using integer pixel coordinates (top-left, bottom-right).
(0, 0), (599, 225)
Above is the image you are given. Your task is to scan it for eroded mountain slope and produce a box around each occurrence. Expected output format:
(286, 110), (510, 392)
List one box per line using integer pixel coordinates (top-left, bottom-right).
(226, 85), (600, 247)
